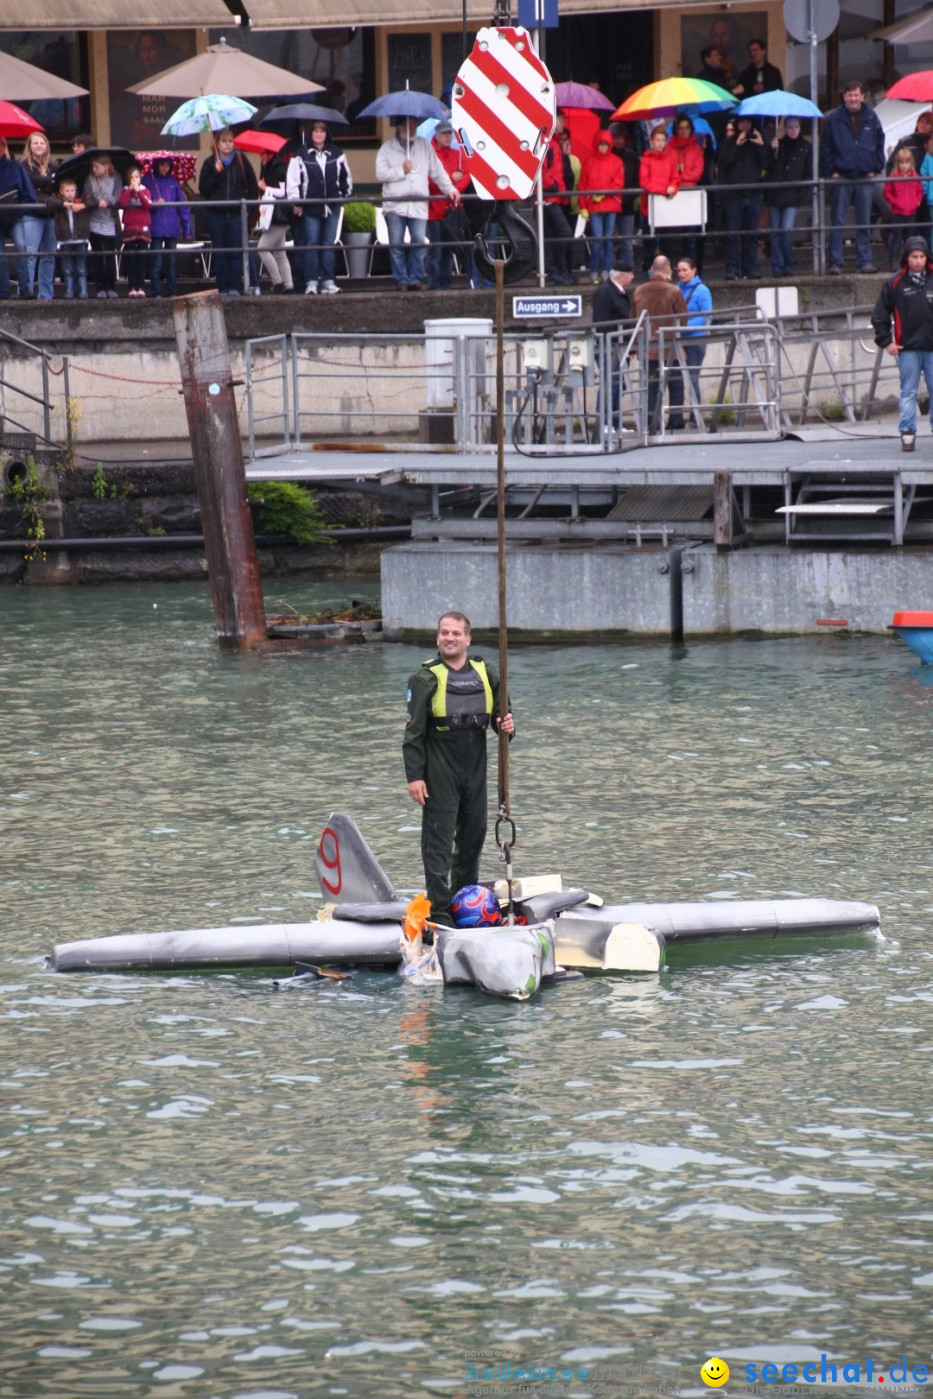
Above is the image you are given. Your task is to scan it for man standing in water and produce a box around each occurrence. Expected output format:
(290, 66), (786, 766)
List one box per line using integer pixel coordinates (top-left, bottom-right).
(404, 612), (514, 925)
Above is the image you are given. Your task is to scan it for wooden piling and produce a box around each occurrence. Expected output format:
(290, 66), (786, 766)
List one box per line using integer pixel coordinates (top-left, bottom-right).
(172, 291), (267, 647)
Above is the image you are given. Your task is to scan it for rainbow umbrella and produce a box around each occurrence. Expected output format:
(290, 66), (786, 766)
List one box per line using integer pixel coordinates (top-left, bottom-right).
(612, 77), (735, 122)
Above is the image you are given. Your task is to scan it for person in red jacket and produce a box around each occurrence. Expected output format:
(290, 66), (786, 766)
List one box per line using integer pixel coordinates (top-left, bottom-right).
(426, 121), (470, 289)
(542, 132), (574, 284)
(579, 133), (625, 283)
(883, 148), (925, 271)
(118, 165), (152, 297)
(669, 113), (706, 268)
(639, 125), (680, 267)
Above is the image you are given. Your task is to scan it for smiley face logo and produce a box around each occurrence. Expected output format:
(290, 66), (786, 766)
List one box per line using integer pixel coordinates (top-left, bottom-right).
(701, 1357), (730, 1387)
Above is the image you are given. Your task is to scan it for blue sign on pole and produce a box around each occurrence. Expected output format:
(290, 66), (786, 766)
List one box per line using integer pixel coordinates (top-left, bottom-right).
(513, 294), (581, 318)
(517, 0), (559, 28)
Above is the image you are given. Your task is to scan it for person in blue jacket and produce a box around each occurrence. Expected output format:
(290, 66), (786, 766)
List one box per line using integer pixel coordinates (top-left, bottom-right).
(676, 255), (713, 409)
(142, 156), (193, 298)
(0, 135), (36, 300)
(820, 81), (885, 274)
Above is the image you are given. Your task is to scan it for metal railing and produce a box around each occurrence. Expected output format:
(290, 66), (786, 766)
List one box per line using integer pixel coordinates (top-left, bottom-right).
(244, 316), (789, 457)
(0, 326), (69, 452)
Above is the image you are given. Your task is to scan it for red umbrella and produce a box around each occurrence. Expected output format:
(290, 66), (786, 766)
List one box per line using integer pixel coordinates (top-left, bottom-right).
(135, 149), (198, 183)
(886, 72), (933, 102)
(0, 100), (43, 139)
(234, 130), (286, 156)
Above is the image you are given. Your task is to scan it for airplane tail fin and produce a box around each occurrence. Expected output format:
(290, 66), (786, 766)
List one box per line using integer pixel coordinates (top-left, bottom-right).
(315, 813), (396, 904)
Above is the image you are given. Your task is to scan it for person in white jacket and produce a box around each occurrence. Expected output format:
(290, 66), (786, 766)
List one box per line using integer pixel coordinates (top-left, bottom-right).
(375, 117), (460, 289)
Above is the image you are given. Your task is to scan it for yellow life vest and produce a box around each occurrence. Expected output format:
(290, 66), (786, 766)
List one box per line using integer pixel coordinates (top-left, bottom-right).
(426, 658), (493, 732)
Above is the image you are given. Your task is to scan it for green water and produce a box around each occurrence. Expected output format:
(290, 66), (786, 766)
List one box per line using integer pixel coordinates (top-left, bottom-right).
(2, 582), (932, 1399)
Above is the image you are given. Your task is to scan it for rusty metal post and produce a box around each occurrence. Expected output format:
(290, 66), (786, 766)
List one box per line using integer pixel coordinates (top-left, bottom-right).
(172, 291), (267, 647)
(713, 470), (734, 549)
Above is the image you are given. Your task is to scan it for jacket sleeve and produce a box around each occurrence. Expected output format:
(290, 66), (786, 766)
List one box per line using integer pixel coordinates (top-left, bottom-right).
(375, 141), (398, 185)
(285, 155), (304, 203)
(819, 115), (837, 177)
(402, 669), (435, 783)
(871, 280), (895, 348)
(872, 114), (885, 173)
(178, 185), (193, 238)
(338, 151), (353, 199)
(427, 145), (454, 196)
(199, 158), (220, 198)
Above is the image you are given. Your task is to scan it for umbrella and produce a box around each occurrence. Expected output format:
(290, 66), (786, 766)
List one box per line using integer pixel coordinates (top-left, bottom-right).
(666, 114), (718, 146)
(555, 81), (616, 112)
(261, 102), (349, 127)
(234, 129), (287, 156)
(612, 78), (735, 122)
(0, 100), (43, 140)
(52, 146), (136, 191)
(736, 89), (822, 119)
(886, 72), (933, 103)
(416, 116), (460, 145)
(162, 94), (257, 139)
(356, 85), (449, 122)
(135, 150), (198, 182)
(127, 36), (323, 99)
(0, 49), (87, 101)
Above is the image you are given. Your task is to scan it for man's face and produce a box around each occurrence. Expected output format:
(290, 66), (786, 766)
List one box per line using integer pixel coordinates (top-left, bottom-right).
(707, 48), (723, 69)
(908, 249), (928, 272)
(398, 118), (417, 141)
(437, 617), (470, 667)
(843, 87), (864, 112)
(435, 129), (453, 148)
(748, 42), (766, 66)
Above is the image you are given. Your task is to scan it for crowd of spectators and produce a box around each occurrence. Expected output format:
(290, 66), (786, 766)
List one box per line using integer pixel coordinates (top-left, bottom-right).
(0, 44), (926, 298)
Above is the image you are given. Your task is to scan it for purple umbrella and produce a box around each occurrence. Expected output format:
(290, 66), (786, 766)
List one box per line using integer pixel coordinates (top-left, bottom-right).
(555, 81), (616, 112)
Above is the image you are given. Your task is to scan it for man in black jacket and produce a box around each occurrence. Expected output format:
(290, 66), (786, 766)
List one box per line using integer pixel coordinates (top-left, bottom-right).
(593, 263), (635, 438)
(732, 39), (782, 98)
(871, 235), (933, 452)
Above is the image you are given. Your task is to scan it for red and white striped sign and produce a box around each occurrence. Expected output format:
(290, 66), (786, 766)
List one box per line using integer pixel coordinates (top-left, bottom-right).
(451, 26), (556, 202)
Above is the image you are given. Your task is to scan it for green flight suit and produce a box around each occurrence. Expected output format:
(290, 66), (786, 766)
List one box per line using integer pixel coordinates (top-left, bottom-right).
(403, 653), (505, 926)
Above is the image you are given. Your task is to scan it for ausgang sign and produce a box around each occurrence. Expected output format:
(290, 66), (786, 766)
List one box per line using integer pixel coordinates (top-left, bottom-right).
(513, 294), (582, 317)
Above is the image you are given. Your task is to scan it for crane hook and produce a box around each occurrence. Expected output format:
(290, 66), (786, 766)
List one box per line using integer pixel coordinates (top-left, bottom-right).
(473, 202), (538, 285)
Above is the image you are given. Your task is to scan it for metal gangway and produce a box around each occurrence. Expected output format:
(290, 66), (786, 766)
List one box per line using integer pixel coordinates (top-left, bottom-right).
(242, 316), (784, 462)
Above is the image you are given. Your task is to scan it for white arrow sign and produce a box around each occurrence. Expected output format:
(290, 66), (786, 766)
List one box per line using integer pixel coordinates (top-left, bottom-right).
(513, 295), (582, 317)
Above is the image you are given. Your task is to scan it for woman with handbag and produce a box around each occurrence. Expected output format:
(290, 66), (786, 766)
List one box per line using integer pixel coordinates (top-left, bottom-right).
(0, 135), (36, 301)
(256, 145), (294, 293)
(16, 130), (59, 300)
(198, 128), (259, 297)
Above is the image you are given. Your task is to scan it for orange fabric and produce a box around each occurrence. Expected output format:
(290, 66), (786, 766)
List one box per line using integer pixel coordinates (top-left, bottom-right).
(578, 148), (625, 215)
(669, 135), (704, 187)
(638, 147), (679, 217)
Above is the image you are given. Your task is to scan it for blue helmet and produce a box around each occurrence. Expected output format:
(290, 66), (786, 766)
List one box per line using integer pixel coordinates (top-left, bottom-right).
(450, 884), (502, 927)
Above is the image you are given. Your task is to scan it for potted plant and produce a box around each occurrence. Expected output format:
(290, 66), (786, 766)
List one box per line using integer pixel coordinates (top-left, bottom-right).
(343, 200), (377, 278)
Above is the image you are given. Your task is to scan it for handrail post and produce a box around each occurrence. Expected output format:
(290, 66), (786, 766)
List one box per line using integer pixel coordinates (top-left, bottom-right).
(240, 200), (250, 294)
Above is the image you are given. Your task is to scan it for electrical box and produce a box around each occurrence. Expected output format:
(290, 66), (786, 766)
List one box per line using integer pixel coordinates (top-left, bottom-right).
(522, 338), (550, 371)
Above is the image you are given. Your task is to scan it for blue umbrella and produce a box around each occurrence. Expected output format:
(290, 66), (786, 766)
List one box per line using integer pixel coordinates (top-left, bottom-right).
(666, 114), (717, 147)
(736, 90), (822, 119)
(356, 84), (449, 123)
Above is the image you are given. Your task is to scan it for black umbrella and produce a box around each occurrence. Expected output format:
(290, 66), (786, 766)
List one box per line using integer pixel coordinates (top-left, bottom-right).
(261, 103), (349, 128)
(53, 146), (137, 191)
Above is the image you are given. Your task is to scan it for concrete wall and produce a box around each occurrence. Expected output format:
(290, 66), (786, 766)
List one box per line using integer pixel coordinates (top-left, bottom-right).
(381, 539), (933, 638)
(0, 284), (898, 447)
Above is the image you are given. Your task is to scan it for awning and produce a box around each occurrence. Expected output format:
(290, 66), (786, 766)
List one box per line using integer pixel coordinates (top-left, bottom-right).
(871, 8), (933, 44)
(7, 0), (239, 27)
(242, 0), (714, 25)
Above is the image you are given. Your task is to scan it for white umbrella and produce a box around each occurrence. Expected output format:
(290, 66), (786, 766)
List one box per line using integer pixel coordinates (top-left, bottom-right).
(128, 36), (323, 99)
(0, 48), (88, 101)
